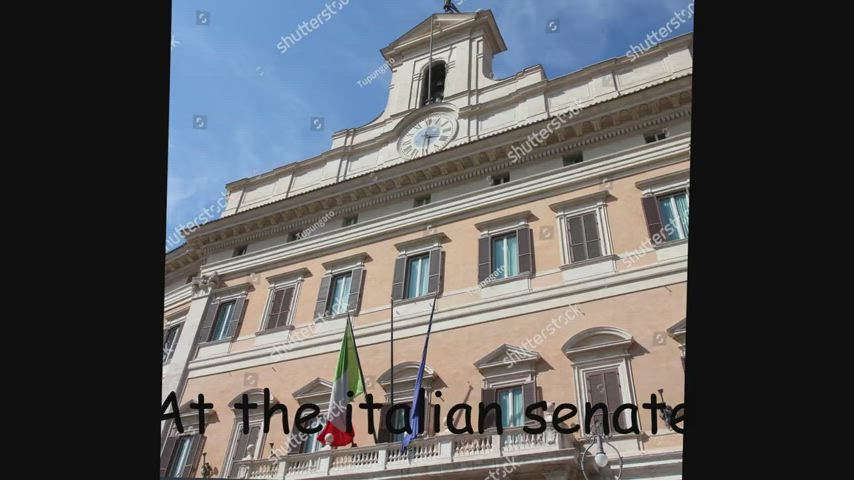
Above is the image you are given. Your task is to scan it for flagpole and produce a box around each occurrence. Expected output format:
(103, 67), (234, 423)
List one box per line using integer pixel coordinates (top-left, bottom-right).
(346, 312), (378, 446)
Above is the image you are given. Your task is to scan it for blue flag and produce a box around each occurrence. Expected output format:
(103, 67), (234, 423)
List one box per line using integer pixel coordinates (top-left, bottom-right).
(400, 300), (437, 452)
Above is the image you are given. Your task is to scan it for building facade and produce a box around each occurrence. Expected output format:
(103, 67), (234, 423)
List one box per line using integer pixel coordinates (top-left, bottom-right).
(162, 10), (690, 480)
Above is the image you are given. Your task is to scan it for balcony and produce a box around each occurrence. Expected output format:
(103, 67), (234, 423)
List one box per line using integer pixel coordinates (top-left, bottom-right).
(232, 426), (578, 479)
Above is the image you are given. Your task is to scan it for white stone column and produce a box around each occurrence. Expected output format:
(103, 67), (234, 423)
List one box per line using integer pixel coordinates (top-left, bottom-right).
(161, 275), (219, 441)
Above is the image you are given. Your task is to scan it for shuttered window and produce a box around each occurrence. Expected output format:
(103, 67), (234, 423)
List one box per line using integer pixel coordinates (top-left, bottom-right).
(586, 369), (624, 430)
(161, 434), (205, 478)
(478, 228), (533, 283)
(566, 212), (603, 263)
(642, 190), (689, 244)
(392, 248), (442, 301)
(264, 286), (295, 331)
(315, 268), (366, 318)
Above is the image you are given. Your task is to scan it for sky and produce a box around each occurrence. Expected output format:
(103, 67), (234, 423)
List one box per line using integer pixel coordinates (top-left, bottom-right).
(167, 0), (694, 251)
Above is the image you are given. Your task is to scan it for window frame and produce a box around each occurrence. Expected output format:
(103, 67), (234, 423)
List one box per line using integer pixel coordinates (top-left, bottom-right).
(342, 215), (359, 227)
(636, 170), (690, 248)
(413, 194), (431, 208)
(495, 385), (525, 428)
(552, 193), (614, 268)
(258, 271), (306, 335)
(209, 300), (237, 343)
(162, 317), (185, 365)
(403, 252), (431, 300)
(655, 190), (689, 242)
(233, 245), (248, 257)
(327, 271), (353, 316)
(490, 231), (519, 280)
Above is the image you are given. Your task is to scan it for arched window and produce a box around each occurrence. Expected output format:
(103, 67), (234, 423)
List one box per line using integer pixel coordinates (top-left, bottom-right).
(420, 61), (446, 106)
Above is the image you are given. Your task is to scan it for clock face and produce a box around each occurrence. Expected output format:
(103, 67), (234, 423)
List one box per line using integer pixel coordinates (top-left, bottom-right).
(398, 113), (458, 159)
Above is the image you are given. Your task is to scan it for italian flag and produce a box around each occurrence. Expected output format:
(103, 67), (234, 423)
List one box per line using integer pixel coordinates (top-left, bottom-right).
(318, 318), (366, 447)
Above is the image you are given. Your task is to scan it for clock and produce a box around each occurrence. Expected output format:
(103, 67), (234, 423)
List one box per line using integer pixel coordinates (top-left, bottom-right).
(398, 113), (458, 159)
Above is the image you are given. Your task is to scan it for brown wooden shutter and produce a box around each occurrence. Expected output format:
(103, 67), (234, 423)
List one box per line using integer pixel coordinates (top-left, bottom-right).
(391, 256), (407, 301)
(583, 213), (602, 259)
(224, 296), (246, 339)
(603, 370), (623, 428)
(427, 248), (442, 295)
(314, 275), (332, 319)
(180, 434), (206, 478)
(159, 435), (178, 477)
(266, 289), (286, 330)
(517, 227), (533, 274)
(522, 382), (538, 423)
(377, 404), (391, 443)
(477, 236), (491, 283)
(586, 371), (608, 429)
(347, 268), (365, 313)
(567, 216), (587, 262)
(641, 196), (664, 244)
(197, 299), (220, 344)
(480, 388), (497, 430)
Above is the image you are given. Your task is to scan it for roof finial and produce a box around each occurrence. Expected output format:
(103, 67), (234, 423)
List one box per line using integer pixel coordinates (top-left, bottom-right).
(443, 0), (462, 14)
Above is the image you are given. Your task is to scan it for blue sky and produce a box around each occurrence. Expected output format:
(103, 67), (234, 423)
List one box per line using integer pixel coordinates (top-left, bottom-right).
(167, 0), (693, 250)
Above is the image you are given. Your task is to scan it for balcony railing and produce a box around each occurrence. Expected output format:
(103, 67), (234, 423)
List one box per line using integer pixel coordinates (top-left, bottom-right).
(232, 426), (574, 479)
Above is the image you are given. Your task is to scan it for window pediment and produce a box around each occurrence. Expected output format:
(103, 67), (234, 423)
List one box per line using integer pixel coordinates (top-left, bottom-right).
(563, 327), (635, 363)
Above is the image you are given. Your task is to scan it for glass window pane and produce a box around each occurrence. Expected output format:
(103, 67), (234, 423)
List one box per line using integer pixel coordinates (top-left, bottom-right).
(329, 273), (352, 315)
(211, 301), (234, 342)
(512, 387), (523, 426)
(506, 234), (518, 277)
(658, 196), (683, 241)
(674, 193), (689, 238)
(406, 254), (429, 299)
(169, 436), (193, 477)
(303, 417), (324, 453)
(492, 237), (506, 278)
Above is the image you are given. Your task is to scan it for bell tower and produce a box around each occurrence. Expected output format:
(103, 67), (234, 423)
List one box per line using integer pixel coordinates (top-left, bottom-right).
(377, 10), (507, 121)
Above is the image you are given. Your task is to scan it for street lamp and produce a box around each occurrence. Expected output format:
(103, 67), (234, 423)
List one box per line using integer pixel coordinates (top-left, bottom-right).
(580, 420), (623, 480)
(200, 452), (213, 479)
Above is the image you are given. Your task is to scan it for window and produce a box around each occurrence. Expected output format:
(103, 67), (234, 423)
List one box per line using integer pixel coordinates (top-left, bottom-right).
(413, 195), (431, 207)
(390, 405), (410, 443)
(227, 423), (264, 476)
(185, 274), (195, 284)
(490, 172), (510, 186)
(475, 214), (534, 286)
(491, 232), (519, 279)
(566, 213), (603, 263)
(562, 152), (583, 167)
(263, 286), (295, 331)
(301, 416), (325, 453)
(585, 369), (624, 431)
(233, 245), (248, 257)
(497, 386), (524, 427)
(644, 129), (668, 143)
(287, 230), (302, 243)
(168, 436), (194, 477)
(162, 323), (182, 364)
(342, 215), (358, 227)
(420, 61), (446, 106)
(327, 272), (353, 316)
(209, 301), (235, 342)
(315, 256), (367, 319)
(563, 327), (638, 433)
(657, 191), (689, 241)
(404, 253), (430, 299)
